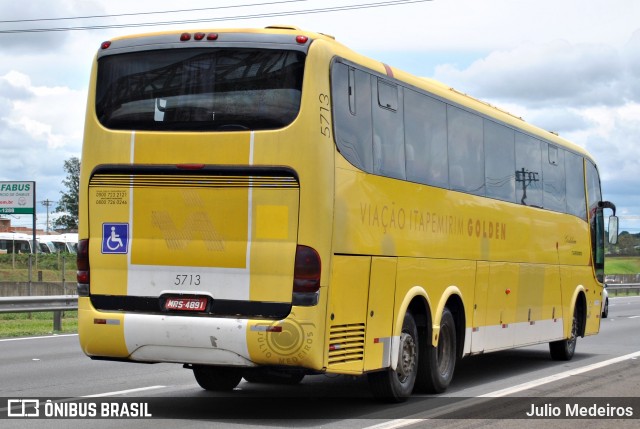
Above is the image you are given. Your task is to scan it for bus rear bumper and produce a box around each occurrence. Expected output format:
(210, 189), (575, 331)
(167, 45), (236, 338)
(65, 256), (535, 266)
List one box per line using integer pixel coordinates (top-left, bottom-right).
(124, 313), (255, 366)
(78, 297), (256, 367)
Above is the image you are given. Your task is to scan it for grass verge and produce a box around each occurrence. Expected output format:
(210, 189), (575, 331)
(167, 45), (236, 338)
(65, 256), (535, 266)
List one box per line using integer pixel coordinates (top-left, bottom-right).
(0, 311), (78, 338)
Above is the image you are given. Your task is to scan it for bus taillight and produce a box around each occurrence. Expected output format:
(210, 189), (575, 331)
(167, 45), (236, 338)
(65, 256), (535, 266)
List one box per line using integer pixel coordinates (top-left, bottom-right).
(293, 245), (321, 306)
(77, 239), (90, 296)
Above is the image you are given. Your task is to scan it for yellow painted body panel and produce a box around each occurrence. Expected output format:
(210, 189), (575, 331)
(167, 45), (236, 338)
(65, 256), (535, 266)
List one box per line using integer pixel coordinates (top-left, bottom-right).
(77, 297), (128, 358)
(131, 186), (249, 268)
(363, 257), (397, 371)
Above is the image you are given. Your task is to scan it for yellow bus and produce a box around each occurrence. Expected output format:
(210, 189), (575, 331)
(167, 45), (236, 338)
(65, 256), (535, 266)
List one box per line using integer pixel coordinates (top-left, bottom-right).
(77, 26), (618, 401)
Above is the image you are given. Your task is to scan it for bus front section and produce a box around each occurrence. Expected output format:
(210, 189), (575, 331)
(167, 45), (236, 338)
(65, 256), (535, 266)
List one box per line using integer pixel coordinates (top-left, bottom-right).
(78, 29), (331, 389)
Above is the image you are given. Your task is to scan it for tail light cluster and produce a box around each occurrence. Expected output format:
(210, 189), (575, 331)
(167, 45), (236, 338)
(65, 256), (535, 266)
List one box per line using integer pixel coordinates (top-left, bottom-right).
(292, 245), (321, 306)
(77, 239), (90, 296)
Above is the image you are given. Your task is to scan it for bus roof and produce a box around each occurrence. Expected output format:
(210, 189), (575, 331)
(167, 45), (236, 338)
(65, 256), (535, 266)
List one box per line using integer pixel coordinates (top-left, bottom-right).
(98, 25), (595, 164)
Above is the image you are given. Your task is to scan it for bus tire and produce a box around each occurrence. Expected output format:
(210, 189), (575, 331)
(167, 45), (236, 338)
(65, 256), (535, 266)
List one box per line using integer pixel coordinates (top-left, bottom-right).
(549, 306), (578, 361)
(368, 311), (419, 402)
(192, 365), (242, 391)
(416, 307), (457, 393)
(602, 298), (609, 318)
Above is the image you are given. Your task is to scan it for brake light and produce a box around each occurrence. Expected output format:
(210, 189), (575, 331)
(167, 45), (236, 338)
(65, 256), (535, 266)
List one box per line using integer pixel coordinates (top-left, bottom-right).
(77, 239), (90, 295)
(293, 245), (320, 306)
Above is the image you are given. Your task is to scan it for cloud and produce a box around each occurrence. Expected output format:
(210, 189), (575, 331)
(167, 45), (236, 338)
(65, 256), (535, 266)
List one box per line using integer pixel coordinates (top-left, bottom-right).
(0, 0), (108, 55)
(434, 40), (628, 108)
(0, 70), (85, 206)
(431, 33), (640, 231)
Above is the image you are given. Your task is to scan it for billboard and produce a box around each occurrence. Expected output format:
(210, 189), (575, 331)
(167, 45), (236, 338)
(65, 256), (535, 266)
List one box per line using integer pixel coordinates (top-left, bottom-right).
(0, 181), (35, 214)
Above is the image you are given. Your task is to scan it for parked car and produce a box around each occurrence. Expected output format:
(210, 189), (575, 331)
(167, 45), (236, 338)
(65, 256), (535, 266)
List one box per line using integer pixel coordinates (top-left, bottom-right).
(601, 285), (609, 318)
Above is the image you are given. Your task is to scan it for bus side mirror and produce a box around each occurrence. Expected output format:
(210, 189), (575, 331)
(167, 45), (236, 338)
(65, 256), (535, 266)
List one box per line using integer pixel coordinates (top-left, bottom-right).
(608, 216), (619, 245)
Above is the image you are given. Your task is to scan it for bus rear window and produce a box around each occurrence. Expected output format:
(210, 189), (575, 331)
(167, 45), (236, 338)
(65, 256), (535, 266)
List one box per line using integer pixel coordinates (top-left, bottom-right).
(96, 48), (305, 131)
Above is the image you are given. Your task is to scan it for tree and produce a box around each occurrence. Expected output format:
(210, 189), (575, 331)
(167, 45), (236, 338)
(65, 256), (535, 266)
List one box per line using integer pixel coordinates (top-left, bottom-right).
(53, 157), (80, 231)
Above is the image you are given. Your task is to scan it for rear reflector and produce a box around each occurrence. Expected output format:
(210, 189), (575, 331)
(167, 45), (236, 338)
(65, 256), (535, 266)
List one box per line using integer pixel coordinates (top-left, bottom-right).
(176, 163), (205, 170)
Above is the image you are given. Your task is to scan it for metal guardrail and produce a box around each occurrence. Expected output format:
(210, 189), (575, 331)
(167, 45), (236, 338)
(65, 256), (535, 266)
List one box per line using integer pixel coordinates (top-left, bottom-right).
(606, 283), (640, 296)
(0, 295), (78, 331)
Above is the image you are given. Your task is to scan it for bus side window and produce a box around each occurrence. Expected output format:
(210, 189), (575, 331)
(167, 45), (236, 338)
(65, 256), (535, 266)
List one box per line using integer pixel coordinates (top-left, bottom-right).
(543, 143), (567, 212)
(484, 120), (516, 203)
(404, 89), (448, 188)
(515, 133), (543, 207)
(447, 106), (484, 195)
(372, 78), (405, 180)
(331, 62), (373, 172)
(565, 152), (587, 220)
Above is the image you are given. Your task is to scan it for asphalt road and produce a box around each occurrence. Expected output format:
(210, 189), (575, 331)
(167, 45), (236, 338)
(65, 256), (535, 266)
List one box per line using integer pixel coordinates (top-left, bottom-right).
(1, 296), (639, 428)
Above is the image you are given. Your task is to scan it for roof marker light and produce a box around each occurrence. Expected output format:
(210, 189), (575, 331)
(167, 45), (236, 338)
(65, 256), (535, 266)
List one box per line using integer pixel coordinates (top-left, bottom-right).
(180, 33), (191, 41)
(101, 41), (111, 50)
(296, 35), (308, 44)
(207, 33), (219, 41)
(194, 32), (205, 41)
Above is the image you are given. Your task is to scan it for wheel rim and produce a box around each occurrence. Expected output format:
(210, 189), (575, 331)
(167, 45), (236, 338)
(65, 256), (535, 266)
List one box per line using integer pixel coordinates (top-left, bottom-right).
(396, 331), (416, 383)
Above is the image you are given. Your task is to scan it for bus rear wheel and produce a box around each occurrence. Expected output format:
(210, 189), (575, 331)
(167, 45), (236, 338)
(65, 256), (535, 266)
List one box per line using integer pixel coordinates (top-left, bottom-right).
(192, 365), (242, 391)
(368, 311), (419, 402)
(549, 307), (578, 361)
(415, 307), (457, 393)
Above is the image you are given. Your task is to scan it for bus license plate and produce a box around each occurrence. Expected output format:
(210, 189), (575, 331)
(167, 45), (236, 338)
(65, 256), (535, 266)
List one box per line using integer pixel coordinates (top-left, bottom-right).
(164, 297), (207, 312)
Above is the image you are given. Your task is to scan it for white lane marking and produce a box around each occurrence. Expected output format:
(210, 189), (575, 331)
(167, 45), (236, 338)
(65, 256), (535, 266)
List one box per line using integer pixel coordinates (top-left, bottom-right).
(628, 316), (640, 319)
(0, 334), (78, 342)
(364, 420), (426, 429)
(83, 385), (166, 398)
(479, 350), (640, 397)
(363, 350), (640, 429)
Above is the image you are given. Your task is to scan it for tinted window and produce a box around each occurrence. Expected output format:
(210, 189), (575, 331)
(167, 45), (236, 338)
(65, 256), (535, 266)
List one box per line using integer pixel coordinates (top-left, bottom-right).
(484, 120), (515, 202)
(586, 160), (602, 215)
(332, 63), (373, 171)
(515, 133), (543, 207)
(543, 143), (566, 212)
(97, 48), (305, 131)
(565, 152), (587, 220)
(447, 106), (484, 195)
(404, 89), (449, 188)
(373, 78), (405, 179)
(586, 160), (604, 281)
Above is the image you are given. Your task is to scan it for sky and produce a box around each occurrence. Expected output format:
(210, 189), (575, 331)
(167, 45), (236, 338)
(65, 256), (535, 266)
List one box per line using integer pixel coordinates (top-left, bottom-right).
(0, 0), (639, 233)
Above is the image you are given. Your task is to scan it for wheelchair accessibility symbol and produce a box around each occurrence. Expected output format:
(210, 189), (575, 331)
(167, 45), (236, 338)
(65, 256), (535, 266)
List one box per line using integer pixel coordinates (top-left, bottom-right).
(102, 223), (129, 254)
